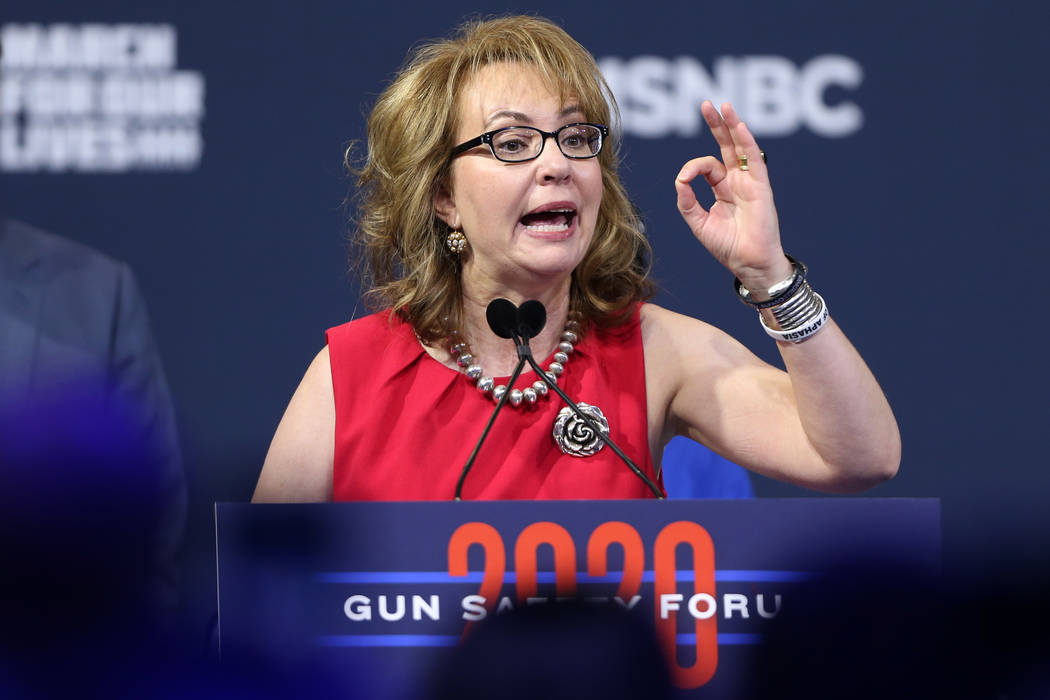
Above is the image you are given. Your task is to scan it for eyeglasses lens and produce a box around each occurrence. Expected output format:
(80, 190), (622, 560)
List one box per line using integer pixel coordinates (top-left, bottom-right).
(557, 125), (602, 158)
(491, 128), (542, 161)
(490, 125), (602, 162)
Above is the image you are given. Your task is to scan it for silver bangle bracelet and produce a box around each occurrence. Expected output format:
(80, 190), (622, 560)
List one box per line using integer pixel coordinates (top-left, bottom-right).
(760, 294), (829, 343)
(734, 256), (830, 343)
(761, 280), (819, 330)
(757, 280), (830, 343)
(771, 294), (817, 327)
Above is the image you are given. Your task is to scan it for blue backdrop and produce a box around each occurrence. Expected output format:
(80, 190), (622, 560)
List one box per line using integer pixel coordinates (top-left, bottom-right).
(2, 1), (1047, 633)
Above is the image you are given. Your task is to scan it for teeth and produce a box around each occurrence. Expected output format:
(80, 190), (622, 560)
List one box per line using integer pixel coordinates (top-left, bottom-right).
(522, 207), (574, 232)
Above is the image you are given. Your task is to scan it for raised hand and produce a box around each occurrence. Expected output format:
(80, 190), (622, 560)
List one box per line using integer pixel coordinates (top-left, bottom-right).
(674, 101), (792, 293)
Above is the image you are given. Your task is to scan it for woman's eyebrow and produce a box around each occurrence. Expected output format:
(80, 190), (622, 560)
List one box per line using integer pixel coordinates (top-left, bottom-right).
(484, 110), (530, 128)
(483, 105), (585, 129)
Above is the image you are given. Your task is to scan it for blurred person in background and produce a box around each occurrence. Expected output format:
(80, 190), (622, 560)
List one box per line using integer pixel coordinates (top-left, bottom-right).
(0, 35), (186, 692)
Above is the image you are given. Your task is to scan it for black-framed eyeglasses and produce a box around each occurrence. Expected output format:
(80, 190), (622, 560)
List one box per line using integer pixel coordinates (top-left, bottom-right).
(451, 123), (609, 163)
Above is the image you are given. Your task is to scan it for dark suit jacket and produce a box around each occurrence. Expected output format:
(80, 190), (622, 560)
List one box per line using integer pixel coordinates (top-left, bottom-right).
(0, 216), (186, 615)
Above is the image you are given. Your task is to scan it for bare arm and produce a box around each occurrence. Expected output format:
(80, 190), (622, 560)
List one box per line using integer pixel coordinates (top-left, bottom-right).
(654, 100), (900, 492)
(252, 347), (334, 502)
(644, 305), (899, 493)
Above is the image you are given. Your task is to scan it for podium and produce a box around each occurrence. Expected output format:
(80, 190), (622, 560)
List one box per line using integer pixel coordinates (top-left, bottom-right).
(216, 498), (939, 698)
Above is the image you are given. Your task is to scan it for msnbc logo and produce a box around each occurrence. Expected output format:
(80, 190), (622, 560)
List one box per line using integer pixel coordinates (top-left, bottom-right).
(599, 55), (863, 138)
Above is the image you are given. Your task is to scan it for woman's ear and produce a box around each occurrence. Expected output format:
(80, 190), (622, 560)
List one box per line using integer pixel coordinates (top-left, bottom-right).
(433, 180), (459, 230)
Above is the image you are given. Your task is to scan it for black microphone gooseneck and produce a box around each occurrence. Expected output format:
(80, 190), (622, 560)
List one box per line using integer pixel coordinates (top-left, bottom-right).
(512, 307), (664, 500)
(454, 299), (530, 500)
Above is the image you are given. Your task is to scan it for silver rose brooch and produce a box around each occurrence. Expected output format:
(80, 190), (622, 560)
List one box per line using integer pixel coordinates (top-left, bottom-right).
(552, 403), (610, 457)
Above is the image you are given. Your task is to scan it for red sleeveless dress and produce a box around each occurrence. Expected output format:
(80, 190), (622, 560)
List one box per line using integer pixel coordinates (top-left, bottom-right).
(325, 308), (661, 501)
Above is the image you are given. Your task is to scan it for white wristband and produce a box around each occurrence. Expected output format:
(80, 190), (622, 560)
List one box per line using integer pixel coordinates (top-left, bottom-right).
(759, 294), (830, 343)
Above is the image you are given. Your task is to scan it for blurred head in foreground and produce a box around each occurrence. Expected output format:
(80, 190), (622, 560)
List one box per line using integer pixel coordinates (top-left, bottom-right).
(0, 387), (168, 678)
(427, 599), (673, 700)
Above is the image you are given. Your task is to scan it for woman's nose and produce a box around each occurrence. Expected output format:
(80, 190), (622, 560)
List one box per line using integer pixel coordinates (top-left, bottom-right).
(534, 137), (572, 182)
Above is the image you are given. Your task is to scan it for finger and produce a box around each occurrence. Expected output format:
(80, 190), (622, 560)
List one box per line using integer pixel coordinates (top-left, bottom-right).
(674, 176), (709, 233)
(676, 156), (733, 201)
(720, 103), (769, 182)
(675, 157), (731, 232)
(701, 100), (740, 168)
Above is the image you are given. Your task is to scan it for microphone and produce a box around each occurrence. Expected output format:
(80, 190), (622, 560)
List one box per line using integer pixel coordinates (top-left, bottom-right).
(516, 300), (546, 341)
(485, 298), (519, 340)
(455, 299), (531, 500)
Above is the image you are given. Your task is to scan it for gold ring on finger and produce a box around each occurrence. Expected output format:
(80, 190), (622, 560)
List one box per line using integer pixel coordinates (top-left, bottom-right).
(737, 153), (749, 171)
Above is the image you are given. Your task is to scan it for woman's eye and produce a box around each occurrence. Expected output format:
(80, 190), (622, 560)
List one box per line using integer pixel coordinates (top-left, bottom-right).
(495, 137), (529, 154)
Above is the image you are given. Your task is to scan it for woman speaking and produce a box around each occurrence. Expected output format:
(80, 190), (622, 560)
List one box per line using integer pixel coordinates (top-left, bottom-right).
(252, 16), (899, 502)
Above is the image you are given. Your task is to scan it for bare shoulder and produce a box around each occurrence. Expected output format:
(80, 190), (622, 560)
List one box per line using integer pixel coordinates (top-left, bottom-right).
(252, 346), (335, 502)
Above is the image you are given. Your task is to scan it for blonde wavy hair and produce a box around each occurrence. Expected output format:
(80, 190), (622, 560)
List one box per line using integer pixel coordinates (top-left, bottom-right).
(353, 15), (654, 343)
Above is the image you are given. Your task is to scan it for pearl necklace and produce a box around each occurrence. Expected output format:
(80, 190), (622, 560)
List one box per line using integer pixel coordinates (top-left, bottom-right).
(449, 318), (580, 407)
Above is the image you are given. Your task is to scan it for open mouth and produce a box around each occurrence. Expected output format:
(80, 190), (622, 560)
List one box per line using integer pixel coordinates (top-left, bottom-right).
(520, 208), (576, 232)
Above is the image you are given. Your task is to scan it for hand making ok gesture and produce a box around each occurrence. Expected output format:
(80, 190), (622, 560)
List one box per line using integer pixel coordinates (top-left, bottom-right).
(675, 100), (792, 293)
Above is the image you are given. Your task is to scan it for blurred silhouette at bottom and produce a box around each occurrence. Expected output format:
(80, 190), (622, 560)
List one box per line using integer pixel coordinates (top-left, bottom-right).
(0, 388), (348, 698)
(737, 555), (1050, 700)
(427, 599), (674, 700)
(0, 387), (166, 655)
